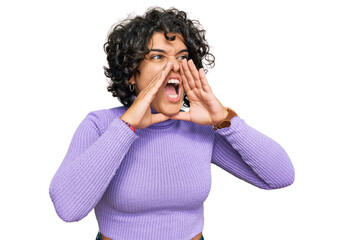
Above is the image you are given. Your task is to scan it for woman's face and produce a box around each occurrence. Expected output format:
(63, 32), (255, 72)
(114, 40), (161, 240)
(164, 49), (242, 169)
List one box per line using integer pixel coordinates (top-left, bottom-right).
(129, 32), (188, 116)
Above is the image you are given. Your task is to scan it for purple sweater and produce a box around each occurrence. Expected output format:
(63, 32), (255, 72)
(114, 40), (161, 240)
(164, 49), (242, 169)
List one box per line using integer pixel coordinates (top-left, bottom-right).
(49, 106), (294, 240)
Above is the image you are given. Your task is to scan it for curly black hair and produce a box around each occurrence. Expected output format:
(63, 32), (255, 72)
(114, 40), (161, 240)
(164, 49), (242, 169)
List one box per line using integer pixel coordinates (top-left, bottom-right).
(104, 7), (215, 107)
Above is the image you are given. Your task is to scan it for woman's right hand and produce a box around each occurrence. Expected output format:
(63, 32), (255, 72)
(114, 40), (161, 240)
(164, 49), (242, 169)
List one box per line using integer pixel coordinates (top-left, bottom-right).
(120, 61), (174, 129)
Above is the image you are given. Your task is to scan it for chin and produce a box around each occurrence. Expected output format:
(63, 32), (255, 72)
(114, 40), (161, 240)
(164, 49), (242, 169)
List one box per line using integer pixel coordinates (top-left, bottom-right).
(162, 106), (181, 116)
(164, 110), (179, 117)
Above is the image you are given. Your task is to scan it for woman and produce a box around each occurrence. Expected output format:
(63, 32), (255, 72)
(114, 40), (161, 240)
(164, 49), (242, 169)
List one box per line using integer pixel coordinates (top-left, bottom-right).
(49, 7), (295, 240)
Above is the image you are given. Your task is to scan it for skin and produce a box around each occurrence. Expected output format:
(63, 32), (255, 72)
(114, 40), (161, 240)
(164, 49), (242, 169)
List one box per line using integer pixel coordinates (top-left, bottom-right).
(121, 32), (228, 129)
(129, 32), (187, 116)
(101, 232), (202, 240)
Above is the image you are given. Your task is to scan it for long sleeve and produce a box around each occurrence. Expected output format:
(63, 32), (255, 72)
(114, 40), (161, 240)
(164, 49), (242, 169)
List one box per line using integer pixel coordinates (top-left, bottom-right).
(211, 116), (295, 190)
(49, 111), (139, 222)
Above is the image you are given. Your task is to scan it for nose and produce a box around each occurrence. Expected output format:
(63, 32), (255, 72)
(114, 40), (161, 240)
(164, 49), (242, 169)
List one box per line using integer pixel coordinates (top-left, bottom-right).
(169, 57), (181, 72)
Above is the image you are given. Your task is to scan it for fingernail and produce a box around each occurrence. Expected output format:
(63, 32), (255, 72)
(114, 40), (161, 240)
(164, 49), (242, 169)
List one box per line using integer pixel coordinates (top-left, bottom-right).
(167, 62), (171, 67)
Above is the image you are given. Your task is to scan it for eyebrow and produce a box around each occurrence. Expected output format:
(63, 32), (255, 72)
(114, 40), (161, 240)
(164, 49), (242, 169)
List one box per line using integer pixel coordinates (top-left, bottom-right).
(149, 48), (189, 54)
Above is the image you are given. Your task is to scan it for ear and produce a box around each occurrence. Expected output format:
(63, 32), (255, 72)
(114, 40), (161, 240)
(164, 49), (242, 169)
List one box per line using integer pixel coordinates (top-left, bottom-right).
(129, 75), (136, 85)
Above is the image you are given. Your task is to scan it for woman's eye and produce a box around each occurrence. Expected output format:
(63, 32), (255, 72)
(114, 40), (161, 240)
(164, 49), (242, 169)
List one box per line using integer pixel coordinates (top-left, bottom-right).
(151, 55), (164, 60)
(177, 55), (188, 60)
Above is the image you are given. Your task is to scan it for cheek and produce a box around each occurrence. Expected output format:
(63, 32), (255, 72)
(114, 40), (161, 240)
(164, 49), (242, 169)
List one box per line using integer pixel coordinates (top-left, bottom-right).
(138, 64), (165, 89)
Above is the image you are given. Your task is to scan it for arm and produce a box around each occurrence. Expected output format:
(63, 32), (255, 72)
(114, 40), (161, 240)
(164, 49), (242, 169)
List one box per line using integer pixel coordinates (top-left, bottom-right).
(211, 116), (295, 190)
(168, 59), (294, 189)
(49, 111), (138, 222)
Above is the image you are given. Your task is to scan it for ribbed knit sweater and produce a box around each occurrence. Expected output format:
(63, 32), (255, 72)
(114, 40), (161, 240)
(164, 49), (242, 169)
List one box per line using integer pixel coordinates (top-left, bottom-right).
(49, 106), (295, 240)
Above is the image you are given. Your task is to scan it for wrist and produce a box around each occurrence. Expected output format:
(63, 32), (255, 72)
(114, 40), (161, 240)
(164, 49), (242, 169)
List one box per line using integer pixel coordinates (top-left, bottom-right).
(213, 107), (238, 130)
(120, 117), (136, 132)
(221, 107), (228, 120)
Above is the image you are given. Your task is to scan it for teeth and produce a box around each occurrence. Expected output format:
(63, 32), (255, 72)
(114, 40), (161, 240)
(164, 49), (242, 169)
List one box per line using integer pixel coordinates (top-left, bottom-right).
(168, 94), (178, 99)
(167, 79), (180, 85)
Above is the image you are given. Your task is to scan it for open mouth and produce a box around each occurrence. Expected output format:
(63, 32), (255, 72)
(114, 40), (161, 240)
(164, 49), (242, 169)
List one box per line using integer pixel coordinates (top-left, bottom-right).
(164, 78), (181, 101)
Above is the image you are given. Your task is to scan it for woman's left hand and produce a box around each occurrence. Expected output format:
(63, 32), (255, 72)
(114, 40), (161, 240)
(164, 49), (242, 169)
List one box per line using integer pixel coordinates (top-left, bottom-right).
(170, 59), (228, 126)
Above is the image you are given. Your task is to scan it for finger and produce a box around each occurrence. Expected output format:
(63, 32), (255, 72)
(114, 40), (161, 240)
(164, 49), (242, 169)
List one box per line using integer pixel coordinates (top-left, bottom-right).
(135, 62), (173, 106)
(151, 113), (170, 125)
(144, 62), (173, 96)
(199, 68), (212, 93)
(149, 61), (173, 89)
(169, 111), (191, 122)
(181, 59), (196, 89)
(180, 62), (191, 93)
(187, 59), (202, 89)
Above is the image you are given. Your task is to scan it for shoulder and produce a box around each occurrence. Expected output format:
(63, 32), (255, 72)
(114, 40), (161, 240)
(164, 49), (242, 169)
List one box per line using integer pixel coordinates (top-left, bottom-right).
(84, 106), (128, 134)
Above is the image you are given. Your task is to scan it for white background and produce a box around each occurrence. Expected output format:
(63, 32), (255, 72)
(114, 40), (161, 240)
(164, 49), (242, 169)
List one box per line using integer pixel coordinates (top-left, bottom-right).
(1, 0), (361, 239)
